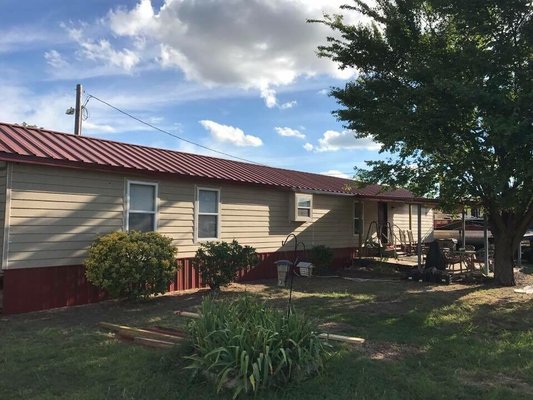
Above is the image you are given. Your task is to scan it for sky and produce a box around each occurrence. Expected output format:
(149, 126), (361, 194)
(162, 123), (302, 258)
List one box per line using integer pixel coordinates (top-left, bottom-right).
(0, 0), (385, 178)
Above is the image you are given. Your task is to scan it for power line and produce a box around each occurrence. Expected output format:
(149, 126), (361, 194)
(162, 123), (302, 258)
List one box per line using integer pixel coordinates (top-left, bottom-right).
(85, 93), (262, 165)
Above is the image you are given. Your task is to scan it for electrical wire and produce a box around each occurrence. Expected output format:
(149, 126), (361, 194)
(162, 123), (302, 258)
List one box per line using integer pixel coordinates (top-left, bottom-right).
(84, 92), (263, 165)
(81, 94), (91, 121)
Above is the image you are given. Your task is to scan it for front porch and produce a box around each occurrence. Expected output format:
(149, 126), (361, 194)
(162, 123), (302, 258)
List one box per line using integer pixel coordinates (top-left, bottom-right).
(355, 198), (435, 265)
(352, 251), (493, 283)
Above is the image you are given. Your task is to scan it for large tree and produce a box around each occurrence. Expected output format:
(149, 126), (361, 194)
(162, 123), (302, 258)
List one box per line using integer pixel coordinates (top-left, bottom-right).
(313, 0), (532, 285)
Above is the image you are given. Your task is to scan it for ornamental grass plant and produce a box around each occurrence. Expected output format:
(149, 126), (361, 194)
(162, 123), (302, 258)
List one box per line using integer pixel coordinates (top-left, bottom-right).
(185, 296), (330, 398)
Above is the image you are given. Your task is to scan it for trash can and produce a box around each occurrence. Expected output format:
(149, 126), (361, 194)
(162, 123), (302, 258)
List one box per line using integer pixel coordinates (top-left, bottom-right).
(275, 260), (292, 286)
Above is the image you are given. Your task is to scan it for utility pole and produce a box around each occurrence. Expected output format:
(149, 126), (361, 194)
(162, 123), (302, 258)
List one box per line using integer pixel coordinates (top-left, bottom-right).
(74, 84), (83, 136)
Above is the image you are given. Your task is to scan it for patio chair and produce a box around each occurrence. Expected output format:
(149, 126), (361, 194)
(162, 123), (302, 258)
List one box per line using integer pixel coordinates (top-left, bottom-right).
(398, 229), (409, 254)
(407, 230), (417, 254)
(441, 248), (463, 274)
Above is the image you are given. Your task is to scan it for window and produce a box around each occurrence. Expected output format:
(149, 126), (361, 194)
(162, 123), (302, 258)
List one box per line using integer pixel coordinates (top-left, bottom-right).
(290, 193), (313, 222)
(297, 196), (312, 218)
(127, 181), (157, 232)
(353, 201), (363, 235)
(196, 188), (220, 240)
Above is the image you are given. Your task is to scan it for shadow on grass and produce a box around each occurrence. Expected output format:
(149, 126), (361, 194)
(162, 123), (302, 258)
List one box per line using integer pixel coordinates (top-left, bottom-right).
(2, 276), (532, 400)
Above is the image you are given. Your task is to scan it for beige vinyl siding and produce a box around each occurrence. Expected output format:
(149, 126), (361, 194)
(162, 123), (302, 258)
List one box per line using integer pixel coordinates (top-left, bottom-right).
(160, 184), (356, 257)
(218, 187), (356, 254)
(8, 163), (425, 268)
(390, 203), (434, 243)
(157, 182), (195, 254)
(0, 161), (7, 266)
(7, 164), (124, 269)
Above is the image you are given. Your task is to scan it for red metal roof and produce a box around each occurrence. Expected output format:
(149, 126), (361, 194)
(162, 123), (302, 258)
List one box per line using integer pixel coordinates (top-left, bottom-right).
(0, 122), (426, 201)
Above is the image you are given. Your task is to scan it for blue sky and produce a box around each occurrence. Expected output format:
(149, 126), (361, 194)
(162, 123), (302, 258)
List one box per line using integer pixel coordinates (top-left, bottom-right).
(0, 0), (384, 177)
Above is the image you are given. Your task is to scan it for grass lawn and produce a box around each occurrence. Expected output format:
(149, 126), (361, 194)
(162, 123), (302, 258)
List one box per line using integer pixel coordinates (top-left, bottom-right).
(1, 271), (532, 400)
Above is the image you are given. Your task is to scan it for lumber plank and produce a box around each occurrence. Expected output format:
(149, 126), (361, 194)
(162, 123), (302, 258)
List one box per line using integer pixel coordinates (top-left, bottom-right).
(99, 322), (184, 343)
(318, 333), (365, 344)
(174, 311), (201, 319)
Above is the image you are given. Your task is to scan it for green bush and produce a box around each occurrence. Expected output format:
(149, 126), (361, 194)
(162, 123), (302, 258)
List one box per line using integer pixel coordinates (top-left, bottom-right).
(309, 245), (334, 275)
(192, 240), (258, 291)
(186, 296), (330, 398)
(85, 231), (178, 300)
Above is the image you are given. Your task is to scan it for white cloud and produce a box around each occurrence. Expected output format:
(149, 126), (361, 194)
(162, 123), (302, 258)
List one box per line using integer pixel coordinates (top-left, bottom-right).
(275, 127), (305, 139)
(260, 87), (278, 108)
(59, 24), (141, 73)
(79, 39), (140, 72)
(320, 170), (350, 179)
(314, 130), (382, 152)
(0, 84), (74, 133)
(259, 87), (297, 109)
(44, 50), (69, 69)
(199, 120), (262, 147)
(108, 0), (155, 36)
(280, 100), (297, 109)
(82, 0), (359, 107)
(303, 143), (314, 151)
(83, 121), (117, 133)
(0, 27), (67, 53)
(317, 88), (329, 95)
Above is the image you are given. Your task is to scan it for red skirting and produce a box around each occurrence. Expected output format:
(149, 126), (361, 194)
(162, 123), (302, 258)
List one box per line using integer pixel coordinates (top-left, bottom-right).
(2, 265), (107, 314)
(1, 247), (356, 314)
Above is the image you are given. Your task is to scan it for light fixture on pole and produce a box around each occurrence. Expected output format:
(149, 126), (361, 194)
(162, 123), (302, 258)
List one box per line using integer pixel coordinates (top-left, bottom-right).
(65, 84), (83, 135)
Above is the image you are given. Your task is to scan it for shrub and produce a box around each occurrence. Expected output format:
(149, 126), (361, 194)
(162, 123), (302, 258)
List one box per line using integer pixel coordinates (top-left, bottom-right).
(186, 296), (330, 398)
(192, 240), (258, 291)
(85, 231), (178, 300)
(309, 245), (334, 275)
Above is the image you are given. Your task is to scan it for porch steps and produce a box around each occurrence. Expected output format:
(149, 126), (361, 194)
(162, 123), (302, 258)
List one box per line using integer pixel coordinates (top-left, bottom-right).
(395, 245), (406, 258)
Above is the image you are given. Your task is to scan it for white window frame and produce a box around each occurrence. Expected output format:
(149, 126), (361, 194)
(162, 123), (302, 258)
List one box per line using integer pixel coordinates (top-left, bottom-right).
(292, 193), (313, 222)
(195, 187), (221, 242)
(126, 180), (158, 231)
(353, 200), (364, 236)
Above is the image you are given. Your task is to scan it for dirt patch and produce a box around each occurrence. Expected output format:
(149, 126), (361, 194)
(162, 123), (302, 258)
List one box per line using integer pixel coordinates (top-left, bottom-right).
(515, 269), (533, 287)
(318, 321), (356, 334)
(358, 341), (425, 361)
(340, 266), (404, 280)
(459, 370), (533, 396)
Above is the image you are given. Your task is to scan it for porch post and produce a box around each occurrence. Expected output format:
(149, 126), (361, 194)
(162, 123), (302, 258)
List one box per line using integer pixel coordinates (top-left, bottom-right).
(417, 204), (422, 269)
(461, 207), (466, 249)
(483, 212), (489, 275)
(518, 241), (522, 267)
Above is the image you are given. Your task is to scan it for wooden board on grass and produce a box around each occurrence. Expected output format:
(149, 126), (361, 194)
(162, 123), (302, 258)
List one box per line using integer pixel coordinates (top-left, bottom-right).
(99, 322), (185, 344)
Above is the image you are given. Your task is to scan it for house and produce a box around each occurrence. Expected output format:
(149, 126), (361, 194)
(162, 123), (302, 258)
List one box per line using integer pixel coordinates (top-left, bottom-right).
(0, 122), (436, 313)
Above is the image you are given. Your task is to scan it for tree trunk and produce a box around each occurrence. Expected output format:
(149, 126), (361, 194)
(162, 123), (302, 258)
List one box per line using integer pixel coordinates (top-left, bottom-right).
(492, 231), (516, 286)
